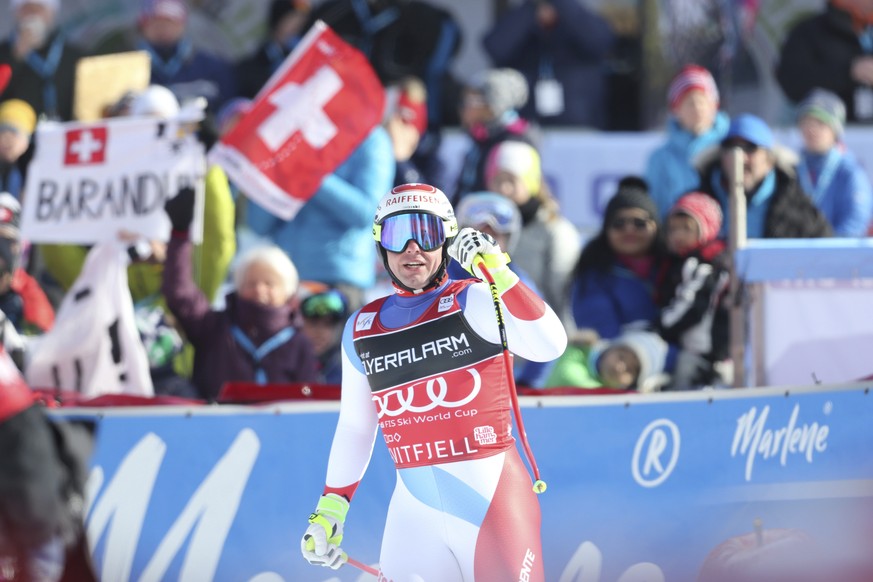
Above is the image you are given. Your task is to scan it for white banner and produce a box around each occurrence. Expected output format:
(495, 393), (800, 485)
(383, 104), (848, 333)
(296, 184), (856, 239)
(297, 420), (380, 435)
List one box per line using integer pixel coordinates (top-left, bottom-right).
(21, 116), (206, 244)
(26, 242), (153, 397)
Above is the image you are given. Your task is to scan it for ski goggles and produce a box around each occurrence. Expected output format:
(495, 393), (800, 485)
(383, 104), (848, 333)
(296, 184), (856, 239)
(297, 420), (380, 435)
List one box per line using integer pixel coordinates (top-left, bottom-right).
(374, 212), (447, 253)
(460, 200), (517, 233)
(301, 290), (346, 320)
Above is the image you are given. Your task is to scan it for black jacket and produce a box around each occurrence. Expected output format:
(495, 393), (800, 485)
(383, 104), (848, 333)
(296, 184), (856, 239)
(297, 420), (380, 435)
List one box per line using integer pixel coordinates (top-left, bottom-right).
(697, 148), (833, 239)
(0, 31), (85, 121)
(776, 3), (867, 121)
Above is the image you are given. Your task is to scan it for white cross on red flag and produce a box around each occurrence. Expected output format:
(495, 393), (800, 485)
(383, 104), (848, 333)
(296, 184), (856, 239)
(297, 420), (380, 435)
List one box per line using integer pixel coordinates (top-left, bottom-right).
(208, 21), (386, 220)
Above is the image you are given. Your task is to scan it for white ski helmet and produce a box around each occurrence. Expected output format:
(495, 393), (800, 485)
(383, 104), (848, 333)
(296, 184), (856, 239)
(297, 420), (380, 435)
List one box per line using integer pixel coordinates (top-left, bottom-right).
(372, 183), (459, 292)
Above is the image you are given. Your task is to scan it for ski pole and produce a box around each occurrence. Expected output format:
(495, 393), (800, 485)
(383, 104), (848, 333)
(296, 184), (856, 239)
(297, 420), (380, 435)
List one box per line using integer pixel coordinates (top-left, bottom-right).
(475, 260), (547, 494)
(345, 555), (379, 577)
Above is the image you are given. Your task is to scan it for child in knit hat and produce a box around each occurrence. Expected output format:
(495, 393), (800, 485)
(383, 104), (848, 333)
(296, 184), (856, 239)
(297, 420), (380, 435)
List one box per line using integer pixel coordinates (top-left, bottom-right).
(659, 192), (731, 389)
(645, 64), (730, 219)
(796, 88), (873, 237)
(545, 328), (670, 392)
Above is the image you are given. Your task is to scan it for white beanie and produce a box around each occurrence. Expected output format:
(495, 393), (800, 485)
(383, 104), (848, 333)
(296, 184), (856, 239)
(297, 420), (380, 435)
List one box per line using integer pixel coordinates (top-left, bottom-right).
(612, 330), (669, 392)
(129, 85), (180, 119)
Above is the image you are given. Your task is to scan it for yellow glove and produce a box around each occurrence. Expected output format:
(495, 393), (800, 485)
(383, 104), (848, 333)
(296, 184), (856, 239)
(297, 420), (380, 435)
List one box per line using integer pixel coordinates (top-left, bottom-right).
(448, 227), (519, 292)
(301, 493), (349, 569)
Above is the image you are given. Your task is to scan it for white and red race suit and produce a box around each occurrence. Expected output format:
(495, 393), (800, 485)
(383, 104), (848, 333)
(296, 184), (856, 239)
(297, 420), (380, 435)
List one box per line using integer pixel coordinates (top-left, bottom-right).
(319, 276), (567, 581)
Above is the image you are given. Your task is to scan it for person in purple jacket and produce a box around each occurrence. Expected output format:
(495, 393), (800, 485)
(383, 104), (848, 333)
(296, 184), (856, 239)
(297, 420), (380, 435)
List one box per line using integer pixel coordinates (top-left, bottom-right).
(161, 188), (318, 401)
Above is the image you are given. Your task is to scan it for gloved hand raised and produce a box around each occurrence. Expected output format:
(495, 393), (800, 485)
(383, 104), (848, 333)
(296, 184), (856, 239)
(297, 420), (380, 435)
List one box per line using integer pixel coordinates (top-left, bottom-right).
(164, 186), (195, 233)
(448, 227), (518, 291)
(301, 493), (349, 570)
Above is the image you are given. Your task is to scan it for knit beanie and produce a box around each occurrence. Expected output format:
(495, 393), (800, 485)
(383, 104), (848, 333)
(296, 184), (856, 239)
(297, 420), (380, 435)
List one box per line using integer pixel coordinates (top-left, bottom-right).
(670, 192), (723, 245)
(129, 85), (180, 118)
(485, 140), (542, 196)
(0, 99), (37, 136)
(603, 179), (658, 227)
(612, 330), (669, 392)
(796, 88), (846, 137)
(668, 65), (720, 110)
(469, 68), (529, 118)
(269, 0), (310, 33)
(140, 0), (187, 21)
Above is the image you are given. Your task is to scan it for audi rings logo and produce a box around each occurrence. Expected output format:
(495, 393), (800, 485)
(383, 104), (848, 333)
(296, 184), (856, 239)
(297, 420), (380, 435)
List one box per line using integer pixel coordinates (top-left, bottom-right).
(632, 419), (680, 488)
(374, 369), (481, 417)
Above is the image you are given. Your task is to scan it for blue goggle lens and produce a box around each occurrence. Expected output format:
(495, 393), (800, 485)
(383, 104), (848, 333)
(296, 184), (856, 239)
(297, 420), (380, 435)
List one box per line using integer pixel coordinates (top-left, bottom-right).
(380, 213), (446, 252)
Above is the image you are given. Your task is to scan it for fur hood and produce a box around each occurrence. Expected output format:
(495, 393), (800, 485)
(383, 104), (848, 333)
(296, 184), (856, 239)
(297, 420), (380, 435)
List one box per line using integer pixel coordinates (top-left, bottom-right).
(693, 144), (800, 178)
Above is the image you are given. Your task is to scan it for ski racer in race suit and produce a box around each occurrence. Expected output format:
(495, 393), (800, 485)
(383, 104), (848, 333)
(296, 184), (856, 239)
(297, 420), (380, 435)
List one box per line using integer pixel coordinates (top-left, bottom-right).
(301, 183), (568, 581)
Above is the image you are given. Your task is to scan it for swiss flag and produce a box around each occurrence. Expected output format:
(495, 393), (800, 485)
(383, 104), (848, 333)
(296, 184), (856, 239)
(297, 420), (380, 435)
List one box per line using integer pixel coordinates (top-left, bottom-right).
(208, 21), (386, 220)
(64, 127), (108, 166)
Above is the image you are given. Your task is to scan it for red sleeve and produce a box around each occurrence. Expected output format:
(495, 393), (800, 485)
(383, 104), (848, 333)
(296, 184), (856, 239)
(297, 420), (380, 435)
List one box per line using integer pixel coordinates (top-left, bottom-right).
(11, 268), (55, 332)
(322, 484), (359, 501)
(502, 280), (546, 321)
(0, 349), (34, 421)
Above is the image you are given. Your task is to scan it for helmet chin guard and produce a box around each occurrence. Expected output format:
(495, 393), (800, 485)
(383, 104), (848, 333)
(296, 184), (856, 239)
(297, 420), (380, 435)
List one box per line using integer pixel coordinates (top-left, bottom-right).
(373, 183), (458, 293)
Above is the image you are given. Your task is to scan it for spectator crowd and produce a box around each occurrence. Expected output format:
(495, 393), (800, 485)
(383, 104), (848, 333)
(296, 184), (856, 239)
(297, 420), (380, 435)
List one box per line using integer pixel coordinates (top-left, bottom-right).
(4, 0), (873, 578)
(0, 0), (870, 399)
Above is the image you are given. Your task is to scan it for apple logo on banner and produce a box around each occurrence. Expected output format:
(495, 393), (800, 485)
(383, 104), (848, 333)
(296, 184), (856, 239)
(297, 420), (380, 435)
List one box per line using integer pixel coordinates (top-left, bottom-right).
(632, 419), (680, 488)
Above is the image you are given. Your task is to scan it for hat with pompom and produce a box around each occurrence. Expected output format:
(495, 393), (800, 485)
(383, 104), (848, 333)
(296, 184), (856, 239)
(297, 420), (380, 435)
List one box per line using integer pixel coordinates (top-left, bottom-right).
(670, 192), (723, 245)
(469, 68), (529, 118)
(668, 64), (719, 110)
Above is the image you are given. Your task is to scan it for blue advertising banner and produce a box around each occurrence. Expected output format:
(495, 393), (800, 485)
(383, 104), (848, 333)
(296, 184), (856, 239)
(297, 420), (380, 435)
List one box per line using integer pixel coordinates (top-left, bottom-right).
(64, 383), (873, 581)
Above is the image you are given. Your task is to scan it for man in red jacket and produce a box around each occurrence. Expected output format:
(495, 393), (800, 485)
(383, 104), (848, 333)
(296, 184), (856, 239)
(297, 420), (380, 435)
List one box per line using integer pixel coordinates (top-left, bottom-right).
(0, 192), (54, 339)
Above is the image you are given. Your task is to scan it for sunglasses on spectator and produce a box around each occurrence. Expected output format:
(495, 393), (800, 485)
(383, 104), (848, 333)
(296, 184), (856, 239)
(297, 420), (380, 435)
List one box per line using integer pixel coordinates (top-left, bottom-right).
(301, 290), (346, 319)
(375, 212), (447, 252)
(609, 216), (652, 231)
(721, 140), (759, 154)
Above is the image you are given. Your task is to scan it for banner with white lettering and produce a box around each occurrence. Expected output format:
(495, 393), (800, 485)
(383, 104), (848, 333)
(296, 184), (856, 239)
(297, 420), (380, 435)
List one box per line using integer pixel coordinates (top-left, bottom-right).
(71, 383), (873, 581)
(21, 116), (205, 244)
(207, 21), (385, 220)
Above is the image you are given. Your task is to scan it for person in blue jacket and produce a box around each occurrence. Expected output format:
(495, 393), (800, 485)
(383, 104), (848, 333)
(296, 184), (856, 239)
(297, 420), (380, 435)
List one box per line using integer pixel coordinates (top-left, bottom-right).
(645, 64), (730, 219)
(246, 126), (395, 311)
(795, 88), (873, 237)
(569, 177), (677, 376)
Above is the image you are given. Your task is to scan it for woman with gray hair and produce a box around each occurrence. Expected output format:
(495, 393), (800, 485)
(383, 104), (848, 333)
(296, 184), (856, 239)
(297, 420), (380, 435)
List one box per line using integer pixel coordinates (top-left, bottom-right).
(162, 190), (318, 400)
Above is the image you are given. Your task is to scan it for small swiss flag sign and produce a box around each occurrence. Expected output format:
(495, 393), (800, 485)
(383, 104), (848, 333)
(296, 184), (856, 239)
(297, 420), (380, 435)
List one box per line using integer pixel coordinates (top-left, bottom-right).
(64, 127), (108, 166)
